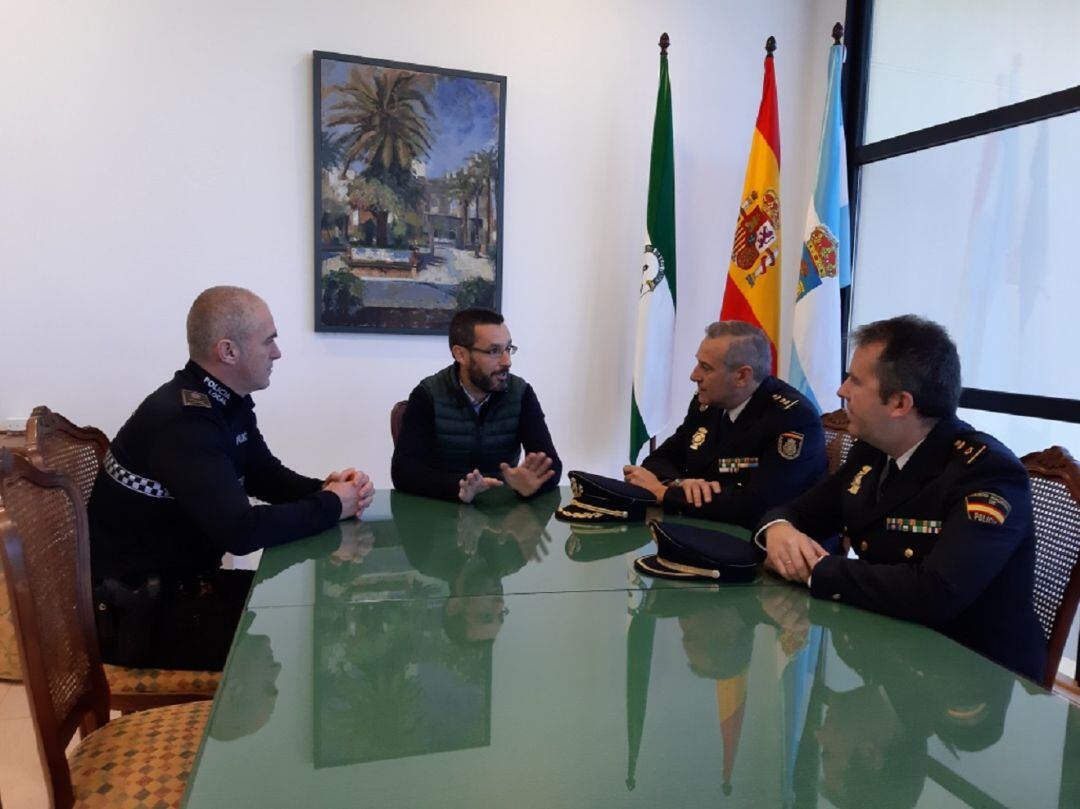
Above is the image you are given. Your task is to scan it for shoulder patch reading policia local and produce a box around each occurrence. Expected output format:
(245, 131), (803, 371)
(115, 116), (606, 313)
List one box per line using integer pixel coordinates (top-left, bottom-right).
(965, 491), (1012, 526)
(181, 389), (212, 408)
(777, 431), (804, 460)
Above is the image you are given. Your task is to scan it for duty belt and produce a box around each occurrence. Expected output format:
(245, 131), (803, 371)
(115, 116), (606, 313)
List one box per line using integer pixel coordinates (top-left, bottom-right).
(104, 449), (173, 499)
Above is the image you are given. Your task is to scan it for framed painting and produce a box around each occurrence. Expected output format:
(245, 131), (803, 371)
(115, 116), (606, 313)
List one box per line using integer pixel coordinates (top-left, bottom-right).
(313, 51), (507, 333)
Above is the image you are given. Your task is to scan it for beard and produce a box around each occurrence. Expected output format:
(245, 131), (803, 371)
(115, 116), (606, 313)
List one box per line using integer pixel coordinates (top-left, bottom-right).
(468, 364), (509, 393)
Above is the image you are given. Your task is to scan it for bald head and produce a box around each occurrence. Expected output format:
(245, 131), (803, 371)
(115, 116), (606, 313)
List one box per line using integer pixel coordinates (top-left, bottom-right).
(187, 286), (267, 363)
(186, 286), (281, 396)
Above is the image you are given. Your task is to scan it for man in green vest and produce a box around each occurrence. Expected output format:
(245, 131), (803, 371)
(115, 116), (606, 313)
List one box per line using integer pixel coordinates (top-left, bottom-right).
(391, 308), (562, 503)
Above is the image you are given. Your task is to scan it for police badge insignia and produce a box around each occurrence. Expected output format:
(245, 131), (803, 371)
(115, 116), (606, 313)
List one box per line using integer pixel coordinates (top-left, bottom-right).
(848, 464), (873, 495)
(181, 389), (212, 408)
(689, 427), (708, 450)
(777, 432), (804, 460)
(965, 491), (1012, 525)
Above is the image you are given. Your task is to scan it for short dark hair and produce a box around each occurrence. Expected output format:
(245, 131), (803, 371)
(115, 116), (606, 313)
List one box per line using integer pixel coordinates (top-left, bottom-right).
(852, 315), (961, 418)
(449, 307), (504, 351)
(186, 286), (265, 361)
(704, 320), (772, 382)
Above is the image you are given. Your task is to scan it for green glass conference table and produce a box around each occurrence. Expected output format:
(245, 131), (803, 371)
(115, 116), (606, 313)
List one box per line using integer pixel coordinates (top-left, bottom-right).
(182, 488), (1080, 808)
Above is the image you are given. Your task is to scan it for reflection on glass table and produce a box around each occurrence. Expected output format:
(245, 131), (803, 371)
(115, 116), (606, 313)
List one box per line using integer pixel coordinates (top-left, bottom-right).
(249, 487), (762, 610)
(188, 586), (1079, 809)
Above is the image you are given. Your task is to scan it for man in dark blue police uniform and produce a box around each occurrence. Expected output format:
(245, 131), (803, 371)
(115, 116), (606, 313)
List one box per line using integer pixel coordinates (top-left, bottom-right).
(757, 315), (1046, 681)
(391, 308), (561, 504)
(623, 320), (827, 528)
(90, 286), (374, 670)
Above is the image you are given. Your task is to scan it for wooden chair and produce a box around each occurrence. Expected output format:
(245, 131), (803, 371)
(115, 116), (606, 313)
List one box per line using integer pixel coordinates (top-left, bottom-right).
(821, 408), (856, 475)
(391, 399), (409, 445)
(1022, 445), (1080, 689)
(0, 450), (210, 809)
(19, 406), (220, 712)
(24, 406), (109, 504)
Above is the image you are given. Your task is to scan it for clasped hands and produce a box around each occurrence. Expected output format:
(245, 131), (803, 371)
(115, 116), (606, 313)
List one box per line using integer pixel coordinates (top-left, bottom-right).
(762, 522), (828, 585)
(622, 465), (721, 507)
(458, 452), (555, 503)
(323, 468), (375, 519)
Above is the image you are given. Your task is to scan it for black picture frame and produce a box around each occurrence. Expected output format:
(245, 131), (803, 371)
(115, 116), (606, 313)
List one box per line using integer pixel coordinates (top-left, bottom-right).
(313, 50), (507, 334)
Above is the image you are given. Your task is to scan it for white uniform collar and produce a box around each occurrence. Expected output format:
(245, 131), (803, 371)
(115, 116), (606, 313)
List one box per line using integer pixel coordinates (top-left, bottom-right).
(894, 437), (925, 471)
(726, 395), (752, 423)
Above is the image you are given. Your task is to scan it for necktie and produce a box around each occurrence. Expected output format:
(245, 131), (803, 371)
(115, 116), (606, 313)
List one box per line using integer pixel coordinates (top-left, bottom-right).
(877, 458), (899, 501)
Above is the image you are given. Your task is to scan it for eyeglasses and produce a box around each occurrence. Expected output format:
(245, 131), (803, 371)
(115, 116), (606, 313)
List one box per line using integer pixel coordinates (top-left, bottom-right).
(469, 343), (518, 358)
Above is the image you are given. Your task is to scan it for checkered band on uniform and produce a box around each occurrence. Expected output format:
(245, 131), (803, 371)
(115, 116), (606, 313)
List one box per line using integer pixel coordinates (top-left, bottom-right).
(104, 449), (174, 499)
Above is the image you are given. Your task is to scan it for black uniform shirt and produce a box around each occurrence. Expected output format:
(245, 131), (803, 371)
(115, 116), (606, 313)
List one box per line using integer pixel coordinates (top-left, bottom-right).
(760, 416), (1047, 682)
(643, 376), (827, 527)
(89, 361), (341, 583)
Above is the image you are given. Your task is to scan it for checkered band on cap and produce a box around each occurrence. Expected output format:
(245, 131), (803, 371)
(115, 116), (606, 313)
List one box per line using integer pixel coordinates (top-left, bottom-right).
(104, 449), (174, 499)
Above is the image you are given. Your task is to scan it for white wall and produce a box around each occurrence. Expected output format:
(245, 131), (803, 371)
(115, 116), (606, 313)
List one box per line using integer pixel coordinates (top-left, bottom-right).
(0, 0), (845, 486)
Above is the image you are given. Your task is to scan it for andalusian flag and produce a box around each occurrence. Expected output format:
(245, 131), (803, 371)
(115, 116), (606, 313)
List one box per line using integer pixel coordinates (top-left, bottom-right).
(720, 37), (781, 373)
(789, 29), (851, 413)
(630, 33), (677, 463)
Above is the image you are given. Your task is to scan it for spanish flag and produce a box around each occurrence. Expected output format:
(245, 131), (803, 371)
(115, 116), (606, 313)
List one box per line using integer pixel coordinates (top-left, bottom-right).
(720, 37), (781, 373)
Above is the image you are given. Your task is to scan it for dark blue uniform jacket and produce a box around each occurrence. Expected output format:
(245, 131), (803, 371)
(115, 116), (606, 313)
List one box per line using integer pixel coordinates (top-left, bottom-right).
(762, 415), (1047, 682)
(644, 375), (827, 528)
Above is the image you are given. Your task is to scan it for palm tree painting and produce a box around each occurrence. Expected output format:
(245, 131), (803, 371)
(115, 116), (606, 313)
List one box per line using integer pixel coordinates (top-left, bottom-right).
(314, 51), (506, 334)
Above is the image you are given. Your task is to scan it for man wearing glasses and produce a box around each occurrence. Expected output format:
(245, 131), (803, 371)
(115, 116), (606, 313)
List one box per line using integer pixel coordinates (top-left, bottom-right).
(392, 307), (562, 503)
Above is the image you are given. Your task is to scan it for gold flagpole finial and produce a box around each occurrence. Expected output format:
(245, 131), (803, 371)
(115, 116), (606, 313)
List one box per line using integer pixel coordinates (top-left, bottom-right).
(659, 32), (670, 55)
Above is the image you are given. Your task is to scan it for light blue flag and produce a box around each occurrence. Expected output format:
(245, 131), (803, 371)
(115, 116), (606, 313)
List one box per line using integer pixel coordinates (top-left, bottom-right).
(789, 40), (851, 413)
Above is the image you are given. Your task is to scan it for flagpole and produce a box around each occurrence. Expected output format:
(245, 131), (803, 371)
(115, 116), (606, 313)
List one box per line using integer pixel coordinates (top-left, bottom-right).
(651, 30), (668, 461)
(648, 30), (667, 460)
(833, 21), (856, 375)
(835, 19), (850, 376)
(788, 23), (851, 413)
(629, 31), (677, 464)
(834, 22), (851, 388)
(719, 34), (782, 374)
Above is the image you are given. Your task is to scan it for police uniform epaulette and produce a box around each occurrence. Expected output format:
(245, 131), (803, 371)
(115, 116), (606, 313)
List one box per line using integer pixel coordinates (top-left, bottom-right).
(770, 392), (799, 411)
(952, 436), (989, 466)
(181, 389), (212, 408)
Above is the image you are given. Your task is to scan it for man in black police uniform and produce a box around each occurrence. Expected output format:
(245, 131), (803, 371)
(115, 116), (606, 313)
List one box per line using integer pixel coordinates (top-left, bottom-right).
(90, 286), (375, 670)
(623, 320), (826, 528)
(391, 307), (562, 503)
(758, 315), (1046, 681)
